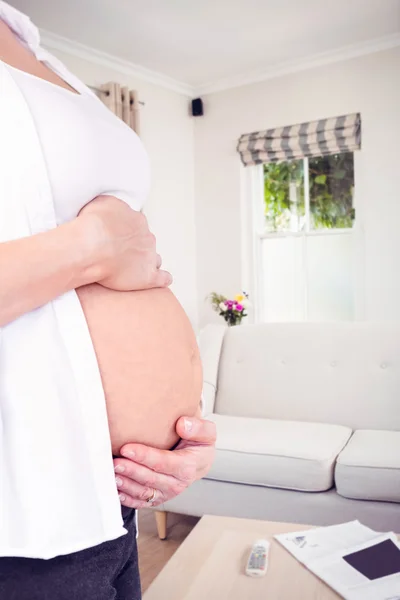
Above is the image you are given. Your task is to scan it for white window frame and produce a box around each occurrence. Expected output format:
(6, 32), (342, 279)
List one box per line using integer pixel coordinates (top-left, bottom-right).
(241, 155), (362, 323)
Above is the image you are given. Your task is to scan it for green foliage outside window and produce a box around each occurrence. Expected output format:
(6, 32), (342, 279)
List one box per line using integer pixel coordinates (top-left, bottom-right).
(264, 153), (354, 231)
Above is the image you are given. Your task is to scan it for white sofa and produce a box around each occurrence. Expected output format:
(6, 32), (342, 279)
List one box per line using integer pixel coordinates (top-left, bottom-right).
(155, 323), (400, 536)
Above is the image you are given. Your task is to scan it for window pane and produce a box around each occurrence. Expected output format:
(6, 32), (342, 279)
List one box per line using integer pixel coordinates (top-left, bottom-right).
(261, 236), (305, 321)
(306, 234), (354, 320)
(263, 160), (304, 232)
(308, 153), (354, 230)
(260, 233), (354, 322)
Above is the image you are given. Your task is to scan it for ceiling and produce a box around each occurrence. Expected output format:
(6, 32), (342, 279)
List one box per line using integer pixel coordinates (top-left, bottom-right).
(9, 0), (400, 94)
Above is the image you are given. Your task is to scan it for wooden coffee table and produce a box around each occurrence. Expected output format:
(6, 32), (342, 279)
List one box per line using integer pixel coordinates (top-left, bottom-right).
(143, 515), (341, 599)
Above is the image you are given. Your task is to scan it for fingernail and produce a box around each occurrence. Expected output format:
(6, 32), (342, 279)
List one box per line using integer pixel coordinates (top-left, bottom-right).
(184, 418), (193, 433)
(114, 465), (125, 473)
(115, 477), (123, 487)
(119, 494), (126, 502)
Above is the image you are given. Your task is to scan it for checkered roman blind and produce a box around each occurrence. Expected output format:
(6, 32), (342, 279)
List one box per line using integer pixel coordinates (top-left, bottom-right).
(237, 113), (361, 167)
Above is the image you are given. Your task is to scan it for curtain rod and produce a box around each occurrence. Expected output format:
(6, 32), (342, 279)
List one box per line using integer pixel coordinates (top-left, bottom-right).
(88, 84), (145, 106)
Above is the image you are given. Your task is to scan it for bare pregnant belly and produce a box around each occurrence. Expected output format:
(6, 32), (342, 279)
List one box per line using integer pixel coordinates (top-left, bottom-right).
(76, 285), (202, 455)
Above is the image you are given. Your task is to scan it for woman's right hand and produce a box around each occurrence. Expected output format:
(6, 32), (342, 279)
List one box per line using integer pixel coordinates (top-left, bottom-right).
(79, 195), (172, 291)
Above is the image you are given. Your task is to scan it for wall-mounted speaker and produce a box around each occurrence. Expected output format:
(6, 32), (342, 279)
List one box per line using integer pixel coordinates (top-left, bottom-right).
(191, 98), (204, 117)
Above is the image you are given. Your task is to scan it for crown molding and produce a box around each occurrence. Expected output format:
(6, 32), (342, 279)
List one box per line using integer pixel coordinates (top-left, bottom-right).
(196, 32), (400, 96)
(40, 29), (400, 99)
(40, 29), (194, 97)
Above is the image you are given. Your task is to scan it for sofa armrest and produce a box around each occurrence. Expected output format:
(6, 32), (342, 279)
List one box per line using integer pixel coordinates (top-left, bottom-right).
(198, 324), (226, 415)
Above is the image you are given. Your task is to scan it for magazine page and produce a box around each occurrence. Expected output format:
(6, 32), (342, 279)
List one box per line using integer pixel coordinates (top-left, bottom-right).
(308, 533), (400, 600)
(274, 520), (380, 564)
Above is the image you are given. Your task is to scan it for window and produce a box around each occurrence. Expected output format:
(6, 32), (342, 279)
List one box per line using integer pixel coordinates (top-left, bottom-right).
(253, 152), (356, 322)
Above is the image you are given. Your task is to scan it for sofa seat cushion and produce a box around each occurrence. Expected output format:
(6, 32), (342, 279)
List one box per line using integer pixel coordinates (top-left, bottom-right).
(206, 414), (352, 492)
(335, 430), (400, 502)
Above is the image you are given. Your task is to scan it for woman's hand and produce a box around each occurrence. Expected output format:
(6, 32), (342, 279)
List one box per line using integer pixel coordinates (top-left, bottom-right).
(79, 195), (172, 291)
(0, 195), (171, 325)
(113, 417), (217, 508)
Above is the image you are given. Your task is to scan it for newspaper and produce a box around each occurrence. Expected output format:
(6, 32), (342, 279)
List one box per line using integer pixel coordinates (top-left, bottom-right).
(275, 521), (400, 600)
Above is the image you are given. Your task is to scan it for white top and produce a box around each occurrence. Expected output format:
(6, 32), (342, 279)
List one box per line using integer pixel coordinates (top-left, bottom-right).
(0, 1), (150, 559)
(7, 64), (149, 224)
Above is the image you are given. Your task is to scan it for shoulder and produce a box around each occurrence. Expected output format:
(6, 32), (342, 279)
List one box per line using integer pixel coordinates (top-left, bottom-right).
(0, 2), (96, 100)
(0, 2), (41, 55)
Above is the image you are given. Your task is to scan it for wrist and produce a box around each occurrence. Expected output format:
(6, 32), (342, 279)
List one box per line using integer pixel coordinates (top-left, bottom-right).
(66, 215), (106, 287)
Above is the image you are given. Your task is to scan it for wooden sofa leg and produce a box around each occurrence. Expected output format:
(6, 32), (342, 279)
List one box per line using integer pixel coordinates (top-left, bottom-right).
(155, 510), (168, 540)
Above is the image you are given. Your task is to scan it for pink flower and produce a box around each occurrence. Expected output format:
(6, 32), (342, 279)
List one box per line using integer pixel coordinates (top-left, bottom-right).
(236, 304), (244, 312)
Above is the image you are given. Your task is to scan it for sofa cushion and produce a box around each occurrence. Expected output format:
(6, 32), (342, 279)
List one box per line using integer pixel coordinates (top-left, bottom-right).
(206, 414), (352, 492)
(335, 430), (400, 502)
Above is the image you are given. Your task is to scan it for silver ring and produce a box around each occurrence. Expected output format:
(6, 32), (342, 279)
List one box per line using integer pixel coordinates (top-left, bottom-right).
(146, 488), (157, 505)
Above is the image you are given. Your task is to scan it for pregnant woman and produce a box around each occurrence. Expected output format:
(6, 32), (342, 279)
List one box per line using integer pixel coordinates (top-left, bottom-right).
(0, 3), (215, 599)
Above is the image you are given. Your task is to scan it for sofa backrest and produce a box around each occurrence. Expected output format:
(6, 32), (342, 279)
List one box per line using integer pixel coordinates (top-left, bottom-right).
(199, 323), (400, 431)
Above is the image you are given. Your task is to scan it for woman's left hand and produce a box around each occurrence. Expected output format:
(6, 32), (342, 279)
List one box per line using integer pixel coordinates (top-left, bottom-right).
(113, 416), (216, 508)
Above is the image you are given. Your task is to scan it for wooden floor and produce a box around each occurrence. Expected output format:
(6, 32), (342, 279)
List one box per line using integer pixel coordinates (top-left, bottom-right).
(137, 509), (199, 592)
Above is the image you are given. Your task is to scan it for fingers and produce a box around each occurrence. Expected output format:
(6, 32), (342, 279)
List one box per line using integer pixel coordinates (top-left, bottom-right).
(115, 463), (186, 499)
(152, 269), (173, 287)
(114, 454), (190, 506)
(176, 416), (217, 444)
(146, 231), (157, 250)
(115, 476), (155, 508)
(118, 487), (163, 509)
(119, 493), (151, 509)
(115, 461), (170, 508)
(118, 445), (196, 481)
(156, 253), (162, 269)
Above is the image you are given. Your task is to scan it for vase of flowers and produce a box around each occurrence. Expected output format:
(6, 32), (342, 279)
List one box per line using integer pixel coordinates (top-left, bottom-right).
(208, 291), (250, 326)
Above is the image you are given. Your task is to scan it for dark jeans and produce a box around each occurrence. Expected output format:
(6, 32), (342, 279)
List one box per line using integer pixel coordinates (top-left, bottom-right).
(0, 507), (141, 600)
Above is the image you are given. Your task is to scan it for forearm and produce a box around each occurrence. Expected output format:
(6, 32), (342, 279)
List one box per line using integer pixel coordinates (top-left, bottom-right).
(0, 218), (98, 327)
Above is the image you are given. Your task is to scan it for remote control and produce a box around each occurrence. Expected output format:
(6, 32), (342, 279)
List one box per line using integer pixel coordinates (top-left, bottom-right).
(245, 539), (270, 577)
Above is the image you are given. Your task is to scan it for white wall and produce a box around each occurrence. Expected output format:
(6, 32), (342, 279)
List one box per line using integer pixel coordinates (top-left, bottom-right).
(47, 48), (199, 328)
(194, 47), (400, 327)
